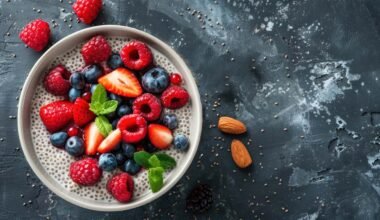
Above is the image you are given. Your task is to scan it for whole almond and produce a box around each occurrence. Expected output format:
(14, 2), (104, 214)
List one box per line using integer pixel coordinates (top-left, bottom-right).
(231, 139), (252, 168)
(218, 116), (247, 134)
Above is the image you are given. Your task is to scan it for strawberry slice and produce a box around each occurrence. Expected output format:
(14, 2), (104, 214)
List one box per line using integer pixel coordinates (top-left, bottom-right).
(98, 68), (142, 98)
(39, 100), (73, 133)
(98, 129), (122, 153)
(148, 124), (173, 149)
(73, 98), (96, 127)
(84, 122), (104, 155)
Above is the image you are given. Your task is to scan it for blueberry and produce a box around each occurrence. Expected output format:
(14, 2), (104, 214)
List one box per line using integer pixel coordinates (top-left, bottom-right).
(174, 134), (189, 151)
(115, 152), (127, 165)
(69, 72), (85, 90)
(65, 136), (84, 156)
(143, 141), (158, 153)
(82, 65), (102, 83)
(162, 114), (178, 130)
(68, 88), (82, 102)
(90, 84), (98, 94)
(50, 132), (68, 148)
(142, 67), (170, 93)
(107, 53), (123, 69)
(109, 93), (123, 104)
(117, 104), (132, 117)
(121, 143), (135, 158)
(98, 153), (118, 171)
(122, 159), (141, 175)
(106, 111), (116, 120)
(112, 118), (120, 129)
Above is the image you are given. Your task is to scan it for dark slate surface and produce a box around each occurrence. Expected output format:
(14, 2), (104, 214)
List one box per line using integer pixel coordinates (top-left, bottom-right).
(2, 0), (380, 219)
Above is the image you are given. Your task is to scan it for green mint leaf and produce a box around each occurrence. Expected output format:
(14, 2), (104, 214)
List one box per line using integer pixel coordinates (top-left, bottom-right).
(133, 151), (152, 168)
(148, 167), (164, 193)
(95, 116), (112, 137)
(148, 155), (161, 168)
(91, 84), (108, 104)
(98, 100), (118, 115)
(155, 153), (176, 170)
(89, 102), (103, 115)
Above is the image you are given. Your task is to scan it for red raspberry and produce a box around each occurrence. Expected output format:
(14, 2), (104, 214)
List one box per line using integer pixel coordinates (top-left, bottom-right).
(43, 65), (71, 96)
(67, 126), (81, 137)
(170, 73), (182, 85)
(107, 173), (134, 203)
(19, 19), (50, 52)
(117, 114), (147, 143)
(72, 0), (102, 25)
(69, 158), (102, 186)
(161, 86), (190, 109)
(81, 35), (112, 64)
(133, 93), (162, 121)
(120, 41), (153, 71)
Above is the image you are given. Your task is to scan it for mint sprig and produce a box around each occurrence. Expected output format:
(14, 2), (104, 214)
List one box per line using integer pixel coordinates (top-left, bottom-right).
(133, 151), (177, 192)
(89, 84), (119, 137)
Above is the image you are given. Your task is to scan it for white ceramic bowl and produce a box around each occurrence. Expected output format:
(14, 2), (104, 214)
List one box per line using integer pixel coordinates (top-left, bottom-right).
(17, 25), (202, 211)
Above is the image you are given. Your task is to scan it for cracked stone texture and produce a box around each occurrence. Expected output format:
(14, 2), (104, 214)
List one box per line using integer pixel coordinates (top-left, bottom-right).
(2, 0), (380, 219)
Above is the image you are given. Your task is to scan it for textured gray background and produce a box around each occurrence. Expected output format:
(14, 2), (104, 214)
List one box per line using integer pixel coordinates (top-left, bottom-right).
(1, 0), (380, 219)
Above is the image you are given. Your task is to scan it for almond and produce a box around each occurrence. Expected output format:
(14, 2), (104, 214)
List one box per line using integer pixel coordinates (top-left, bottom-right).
(218, 116), (247, 134)
(230, 139), (252, 168)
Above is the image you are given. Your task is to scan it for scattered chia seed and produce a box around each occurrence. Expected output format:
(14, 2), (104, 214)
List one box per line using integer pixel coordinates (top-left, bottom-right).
(8, 115), (16, 119)
(23, 202), (27, 206)
(20, 194), (24, 198)
(283, 128), (288, 131)
(260, 129), (265, 133)
(37, 9), (41, 13)
(230, 57), (235, 62)
(28, 200), (32, 204)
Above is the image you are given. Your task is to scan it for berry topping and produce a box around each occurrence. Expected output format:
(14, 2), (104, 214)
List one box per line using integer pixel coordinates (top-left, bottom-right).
(98, 68), (142, 98)
(39, 101), (73, 133)
(83, 122), (104, 155)
(170, 73), (182, 85)
(98, 153), (118, 171)
(73, 98), (96, 127)
(173, 134), (189, 151)
(43, 65), (71, 96)
(65, 136), (85, 156)
(19, 19), (50, 51)
(162, 114), (178, 130)
(121, 143), (135, 158)
(186, 184), (213, 213)
(107, 173), (134, 203)
(121, 159), (141, 175)
(97, 129), (122, 153)
(72, 0), (102, 25)
(109, 93), (123, 103)
(161, 86), (189, 109)
(67, 126), (81, 137)
(132, 93), (162, 121)
(115, 152), (127, 165)
(50, 132), (68, 148)
(107, 53), (124, 69)
(70, 72), (85, 90)
(82, 64), (103, 83)
(117, 114), (147, 143)
(141, 67), (170, 94)
(117, 104), (132, 117)
(81, 35), (111, 64)
(82, 92), (92, 102)
(120, 41), (153, 71)
(69, 158), (102, 186)
(148, 124), (173, 149)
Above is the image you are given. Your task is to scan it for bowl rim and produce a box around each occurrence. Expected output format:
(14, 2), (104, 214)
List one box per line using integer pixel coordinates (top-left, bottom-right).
(17, 25), (202, 211)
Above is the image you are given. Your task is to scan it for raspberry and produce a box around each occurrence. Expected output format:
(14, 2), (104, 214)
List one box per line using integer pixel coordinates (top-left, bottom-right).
(43, 65), (71, 96)
(81, 35), (112, 64)
(120, 41), (153, 71)
(72, 0), (102, 25)
(117, 114), (147, 143)
(133, 93), (162, 121)
(19, 19), (50, 51)
(69, 158), (102, 186)
(170, 73), (182, 85)
(161, 86), (190, 109)
(107, 173), (134, 203)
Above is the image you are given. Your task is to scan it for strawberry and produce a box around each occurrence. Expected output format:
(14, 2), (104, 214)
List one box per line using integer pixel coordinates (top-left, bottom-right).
(73, 98), (95, 127)
(148, 124), (173, 149)
(83, 122), (104, 155)
(98, 68), (142, 98)
(72, 0), (102, 25)
(98, 129), (122, 153)
(39, 101), (73, 133)
(19, 19), (50, 52)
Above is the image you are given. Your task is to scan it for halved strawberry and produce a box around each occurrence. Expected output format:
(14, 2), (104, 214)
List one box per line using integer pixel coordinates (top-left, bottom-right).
(84, 122), (104, 155)
(73, 98), (95, 127)
(98, 68), (142, 98)
(98, 129), (122, 153)
(148, 124), (173, 149)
